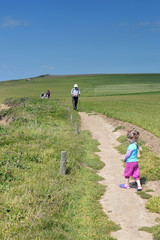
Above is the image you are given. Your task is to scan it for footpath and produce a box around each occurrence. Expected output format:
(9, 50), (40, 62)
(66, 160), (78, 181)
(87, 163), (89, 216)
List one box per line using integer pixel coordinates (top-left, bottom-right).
(79, 112), (159, 240)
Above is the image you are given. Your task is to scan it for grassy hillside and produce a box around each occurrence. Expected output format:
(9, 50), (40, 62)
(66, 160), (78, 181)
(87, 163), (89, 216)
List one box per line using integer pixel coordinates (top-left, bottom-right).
(0, 98), (119, 239)
(1, 73), (160, 137)
(1, 74), (160, 101)
(1, 74), (160, 239)
(80, 94), (160, 137)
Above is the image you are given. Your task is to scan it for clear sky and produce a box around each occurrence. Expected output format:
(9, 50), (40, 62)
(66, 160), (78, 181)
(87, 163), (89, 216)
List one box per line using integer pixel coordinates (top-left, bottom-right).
(0, 0), (160, 81)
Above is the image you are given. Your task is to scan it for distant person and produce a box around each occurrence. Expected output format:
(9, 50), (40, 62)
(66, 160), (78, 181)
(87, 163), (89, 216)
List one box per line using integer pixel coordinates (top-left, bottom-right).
(119, 130), (142, 191)
(71, 84), (80, 110)
(40, 92), (44, 98)
(45, 90), (50, 99)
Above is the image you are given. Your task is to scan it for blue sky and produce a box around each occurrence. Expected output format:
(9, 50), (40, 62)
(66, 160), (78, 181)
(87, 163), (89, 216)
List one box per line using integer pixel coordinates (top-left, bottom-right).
(0, 0), (160, 81)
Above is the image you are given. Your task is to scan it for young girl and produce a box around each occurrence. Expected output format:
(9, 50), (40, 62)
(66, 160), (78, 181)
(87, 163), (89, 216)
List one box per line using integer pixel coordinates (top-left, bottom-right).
(119, 130), (142, 191)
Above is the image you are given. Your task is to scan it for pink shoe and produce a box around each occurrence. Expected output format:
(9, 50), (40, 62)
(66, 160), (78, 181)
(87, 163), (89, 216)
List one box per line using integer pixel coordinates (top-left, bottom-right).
(137, 186), (142, 191)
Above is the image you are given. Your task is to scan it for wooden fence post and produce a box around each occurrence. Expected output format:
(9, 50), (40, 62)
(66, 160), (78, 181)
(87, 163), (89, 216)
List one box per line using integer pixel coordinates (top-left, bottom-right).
(60, 151), (67, 175)
(35, 119), (37, 128)
(75, 122), (79, 134)
(70, 114), (73, 123)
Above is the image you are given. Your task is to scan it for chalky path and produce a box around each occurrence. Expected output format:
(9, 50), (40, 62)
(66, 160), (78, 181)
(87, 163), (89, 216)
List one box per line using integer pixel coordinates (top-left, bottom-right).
(79, 112), (158, 240)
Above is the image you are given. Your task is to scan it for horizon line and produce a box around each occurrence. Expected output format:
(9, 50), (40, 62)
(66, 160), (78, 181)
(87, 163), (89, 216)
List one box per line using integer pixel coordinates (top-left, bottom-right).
(1, 72), (160, 82)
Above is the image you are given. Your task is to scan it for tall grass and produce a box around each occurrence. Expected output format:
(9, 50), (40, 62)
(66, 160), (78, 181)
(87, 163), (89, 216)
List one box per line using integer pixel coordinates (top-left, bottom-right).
(0, 98), (119, 239)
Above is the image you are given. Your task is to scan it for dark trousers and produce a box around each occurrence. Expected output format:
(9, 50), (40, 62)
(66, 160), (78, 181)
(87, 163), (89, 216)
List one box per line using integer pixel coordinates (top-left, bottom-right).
(72, 96), (78, 110)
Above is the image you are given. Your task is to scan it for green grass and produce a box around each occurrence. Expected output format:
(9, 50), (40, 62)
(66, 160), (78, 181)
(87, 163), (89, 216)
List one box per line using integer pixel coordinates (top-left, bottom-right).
(145, 189), (155, 192)
(80, 94), (160, 138)
(1, 73), (160, 99)
(139, 218), (160, 239)
(0, 97), (119, 239)
(5, 74), (155, 139)
(112, 126), (125, 132)
(139, 225), (160, 240)
(92, 83), (160, 96)
(1, 74), (160, 239)
(1, 74), (160, 138)
(146, 196), (160, 214)
(136, 191), (152, 199)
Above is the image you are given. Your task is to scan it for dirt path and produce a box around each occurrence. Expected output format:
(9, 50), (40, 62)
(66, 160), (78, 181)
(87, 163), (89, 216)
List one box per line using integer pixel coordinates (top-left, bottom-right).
(0, 104), (12, 125)
(0, 104), (10, 111)
(79, 112), (159, 240)
(103, 115), (160, 158)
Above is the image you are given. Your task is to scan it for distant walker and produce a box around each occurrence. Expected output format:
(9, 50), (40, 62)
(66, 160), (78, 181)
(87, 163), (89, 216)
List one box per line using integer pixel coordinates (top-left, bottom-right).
(40, 92), (44, 98)
(45, 90), (50, 99)
(71, 84), (80, 110)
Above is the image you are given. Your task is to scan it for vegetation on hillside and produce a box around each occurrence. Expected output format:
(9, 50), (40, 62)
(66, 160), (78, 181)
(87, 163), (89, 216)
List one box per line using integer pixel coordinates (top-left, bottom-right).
(0, 97), (119, 239)
(0, 74), (160, 239)
(80, 94), (160, 138)
(1, 74), (160, 137)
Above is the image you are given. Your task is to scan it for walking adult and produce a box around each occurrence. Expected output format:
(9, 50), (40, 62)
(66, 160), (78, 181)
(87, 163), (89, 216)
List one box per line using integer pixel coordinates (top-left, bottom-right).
(71, 84), (80, 110)
(45, 90), (50, 99)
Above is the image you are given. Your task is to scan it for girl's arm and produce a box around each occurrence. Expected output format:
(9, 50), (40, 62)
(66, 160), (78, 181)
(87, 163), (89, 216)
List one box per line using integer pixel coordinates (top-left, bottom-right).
(124, 149), (132, 162)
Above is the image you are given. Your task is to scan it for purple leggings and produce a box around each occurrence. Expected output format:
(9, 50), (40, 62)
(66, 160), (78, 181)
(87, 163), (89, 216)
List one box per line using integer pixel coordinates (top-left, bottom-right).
(124, 162), (140, 180)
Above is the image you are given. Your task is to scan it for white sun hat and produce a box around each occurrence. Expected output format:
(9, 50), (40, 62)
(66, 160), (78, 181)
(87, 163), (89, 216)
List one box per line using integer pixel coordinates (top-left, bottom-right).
(74, 84), (78, 87)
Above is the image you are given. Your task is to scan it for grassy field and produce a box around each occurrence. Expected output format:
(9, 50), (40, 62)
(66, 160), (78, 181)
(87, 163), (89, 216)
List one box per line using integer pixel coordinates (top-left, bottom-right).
(1, 74), (160, 138)
(1, 74), (160, 99)
(80, 94), (160, 137)
(0, 98), (119, 239)
(0, 74), (160, 239)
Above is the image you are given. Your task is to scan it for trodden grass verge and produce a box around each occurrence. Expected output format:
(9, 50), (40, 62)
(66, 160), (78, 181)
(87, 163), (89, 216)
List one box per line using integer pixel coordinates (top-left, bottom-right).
(116, 135), (160, 238)
(139, 222), (160, 240)
(0, 97), (119, 240)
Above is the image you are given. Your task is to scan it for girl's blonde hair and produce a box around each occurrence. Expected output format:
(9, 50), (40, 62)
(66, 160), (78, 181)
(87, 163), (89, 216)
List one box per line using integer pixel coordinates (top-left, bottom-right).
(127, 130), (139, 143)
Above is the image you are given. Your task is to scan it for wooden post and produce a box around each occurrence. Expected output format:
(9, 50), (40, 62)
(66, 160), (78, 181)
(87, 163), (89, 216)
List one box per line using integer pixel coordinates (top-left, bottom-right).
(70, 114), (73, 123)
(60, 151), (67, 175)
(75, 122), (79, 134)
(35, 119), (37, 128)
(68, 107), (70, 111)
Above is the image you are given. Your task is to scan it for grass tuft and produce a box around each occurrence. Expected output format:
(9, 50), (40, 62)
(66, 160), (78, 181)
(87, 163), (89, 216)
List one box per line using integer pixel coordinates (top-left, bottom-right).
(139, 225), (160, 240)
(136, 191), (152, 199)
(112, 126), (125, 132)
(146, 196), (160, 214)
